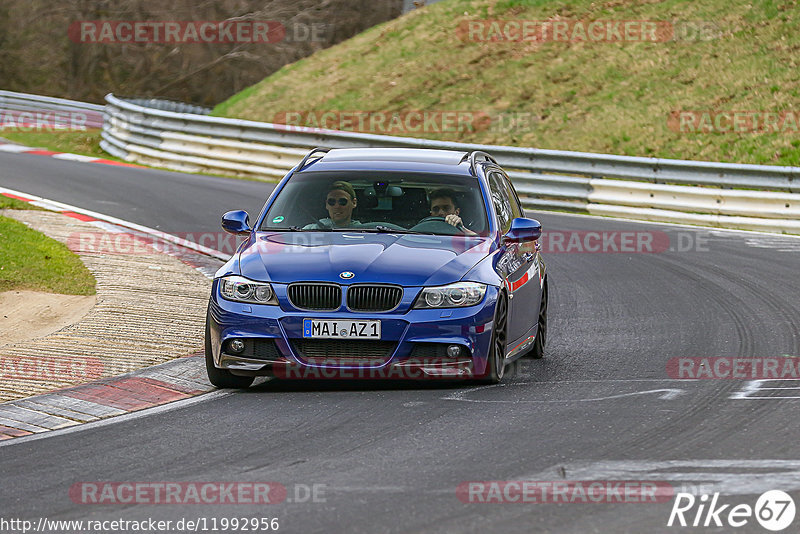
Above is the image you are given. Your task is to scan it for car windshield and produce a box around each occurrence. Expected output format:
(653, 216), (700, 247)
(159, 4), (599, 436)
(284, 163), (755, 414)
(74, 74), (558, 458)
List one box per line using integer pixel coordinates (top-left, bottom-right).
(259, 171), (489, 236)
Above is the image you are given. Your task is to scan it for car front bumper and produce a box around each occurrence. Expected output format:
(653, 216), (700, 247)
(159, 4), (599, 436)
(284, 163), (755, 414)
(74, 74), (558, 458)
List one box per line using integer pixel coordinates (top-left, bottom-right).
(207, 284), (499, 380)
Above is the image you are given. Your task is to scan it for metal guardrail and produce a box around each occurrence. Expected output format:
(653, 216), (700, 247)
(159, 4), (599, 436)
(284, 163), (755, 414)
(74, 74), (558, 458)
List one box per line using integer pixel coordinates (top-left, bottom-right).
(2, 89), (795, 233)
(101, 92), (800, 234)
(120, 98), (211, 116)
(0, 90), (105, 129)
(4, 88), (795, 233)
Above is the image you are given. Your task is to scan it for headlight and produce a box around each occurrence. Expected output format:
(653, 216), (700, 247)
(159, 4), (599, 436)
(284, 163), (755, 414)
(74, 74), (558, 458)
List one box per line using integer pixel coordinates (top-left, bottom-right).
(414, 282), (487, 309)
(219, 276), (278, 305)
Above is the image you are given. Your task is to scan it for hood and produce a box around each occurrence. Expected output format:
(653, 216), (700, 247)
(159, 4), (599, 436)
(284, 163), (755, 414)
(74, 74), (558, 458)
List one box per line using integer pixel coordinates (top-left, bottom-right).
(238, 232), (493, 286)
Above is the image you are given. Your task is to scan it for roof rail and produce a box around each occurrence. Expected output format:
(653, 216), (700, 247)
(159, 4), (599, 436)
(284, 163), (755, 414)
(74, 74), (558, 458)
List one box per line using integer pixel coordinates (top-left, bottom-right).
(467, 151), (498, 175)
(297, 147), (331, 171)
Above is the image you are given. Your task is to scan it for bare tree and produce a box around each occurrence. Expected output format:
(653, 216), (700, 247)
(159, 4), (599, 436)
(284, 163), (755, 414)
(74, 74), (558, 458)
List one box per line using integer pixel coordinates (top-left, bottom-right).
(0, 0), (402, 105)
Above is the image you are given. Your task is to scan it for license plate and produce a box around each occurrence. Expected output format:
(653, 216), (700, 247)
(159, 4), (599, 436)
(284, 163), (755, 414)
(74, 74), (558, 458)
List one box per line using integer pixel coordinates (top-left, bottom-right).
(303, 319), (381, 339)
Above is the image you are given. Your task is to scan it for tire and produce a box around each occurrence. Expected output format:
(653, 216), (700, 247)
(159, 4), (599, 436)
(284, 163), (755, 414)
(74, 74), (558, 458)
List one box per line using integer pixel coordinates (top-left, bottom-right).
(478, 292), (508, 384)
(529, 280), (548, 360)
(205, 316), (254, 389)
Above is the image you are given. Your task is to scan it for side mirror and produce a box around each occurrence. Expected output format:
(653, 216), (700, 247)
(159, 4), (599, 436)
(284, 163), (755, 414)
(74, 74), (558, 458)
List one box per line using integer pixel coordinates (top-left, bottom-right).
(504, 217), (542, 243)
(221, 210), (251, 235)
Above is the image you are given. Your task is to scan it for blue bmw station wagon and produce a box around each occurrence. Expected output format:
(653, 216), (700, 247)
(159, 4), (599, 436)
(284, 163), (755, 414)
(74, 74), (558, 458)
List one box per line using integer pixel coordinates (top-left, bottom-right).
(205, 147), (548, 386)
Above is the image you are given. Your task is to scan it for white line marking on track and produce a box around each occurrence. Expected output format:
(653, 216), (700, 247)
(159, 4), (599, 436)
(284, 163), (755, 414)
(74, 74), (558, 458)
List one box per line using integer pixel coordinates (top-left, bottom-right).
(731, 379), (800, 400)
(0, 144), (33, 153)
(50, 153), (99, 162)
(442, 384), (686, 403)
(87, 220), (126, 233)
(28, 199), (68, 210)
(0, 186), (229, 260)
(523, 460), (800, 496)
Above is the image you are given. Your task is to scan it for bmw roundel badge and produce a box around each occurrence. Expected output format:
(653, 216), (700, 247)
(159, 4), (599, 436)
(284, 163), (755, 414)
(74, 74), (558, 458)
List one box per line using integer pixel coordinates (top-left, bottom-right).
(340, 271), (355, 279)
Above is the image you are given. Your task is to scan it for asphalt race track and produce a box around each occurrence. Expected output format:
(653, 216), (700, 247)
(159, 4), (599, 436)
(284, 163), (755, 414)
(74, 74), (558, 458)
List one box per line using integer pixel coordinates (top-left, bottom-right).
(2, 150), (800, 533)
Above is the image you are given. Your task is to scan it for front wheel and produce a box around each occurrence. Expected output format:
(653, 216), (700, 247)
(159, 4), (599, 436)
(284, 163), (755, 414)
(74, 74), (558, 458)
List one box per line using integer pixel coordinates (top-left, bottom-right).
(478, 292), (508, 384)
(205, 317), (254, 389)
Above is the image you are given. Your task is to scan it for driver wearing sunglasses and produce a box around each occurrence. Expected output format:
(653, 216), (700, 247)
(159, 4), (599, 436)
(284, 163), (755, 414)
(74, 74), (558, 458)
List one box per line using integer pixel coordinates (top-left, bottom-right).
(304, 181), (361, 229)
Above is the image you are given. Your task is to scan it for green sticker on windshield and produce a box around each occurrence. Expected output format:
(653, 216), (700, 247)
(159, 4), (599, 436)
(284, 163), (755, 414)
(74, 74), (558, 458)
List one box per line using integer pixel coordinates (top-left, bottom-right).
(272, 216), (285, 223)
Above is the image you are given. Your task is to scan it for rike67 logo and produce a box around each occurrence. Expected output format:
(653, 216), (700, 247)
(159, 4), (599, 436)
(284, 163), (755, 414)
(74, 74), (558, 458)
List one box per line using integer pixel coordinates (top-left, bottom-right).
(668, 490), (796, 531)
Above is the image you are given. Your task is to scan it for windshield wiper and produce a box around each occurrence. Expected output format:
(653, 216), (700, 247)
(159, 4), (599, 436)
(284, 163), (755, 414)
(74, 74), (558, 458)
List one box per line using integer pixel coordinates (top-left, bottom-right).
(263, 225), (436, 234)
(261, 225), (303, 231)
(357, 226), (437, 235)
(375, 226), (418, 234)
(261, 225), (339, 232)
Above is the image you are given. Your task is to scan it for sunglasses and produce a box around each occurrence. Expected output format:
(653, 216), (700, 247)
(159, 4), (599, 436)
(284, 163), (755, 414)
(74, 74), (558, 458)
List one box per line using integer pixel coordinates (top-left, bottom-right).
(327, 198), (350, 206)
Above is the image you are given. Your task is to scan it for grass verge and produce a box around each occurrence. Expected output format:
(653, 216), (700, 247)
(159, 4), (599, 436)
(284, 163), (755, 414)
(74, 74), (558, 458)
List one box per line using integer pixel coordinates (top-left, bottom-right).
(0, 129), (115, 160)
(0, 214), (96, 295)
(0, 195), (44, 211)
(214, 0), (800, 166)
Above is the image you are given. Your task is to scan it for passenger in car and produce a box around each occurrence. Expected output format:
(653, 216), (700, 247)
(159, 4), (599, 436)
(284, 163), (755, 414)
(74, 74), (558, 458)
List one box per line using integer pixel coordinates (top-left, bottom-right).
(304, 181), (362, 229)
(428, 188), (477, 235)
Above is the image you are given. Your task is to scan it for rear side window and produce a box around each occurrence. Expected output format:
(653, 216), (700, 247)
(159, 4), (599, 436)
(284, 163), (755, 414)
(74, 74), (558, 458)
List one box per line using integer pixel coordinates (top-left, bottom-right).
(488, 172), (512, 234)
(501, 174), (523, 220)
